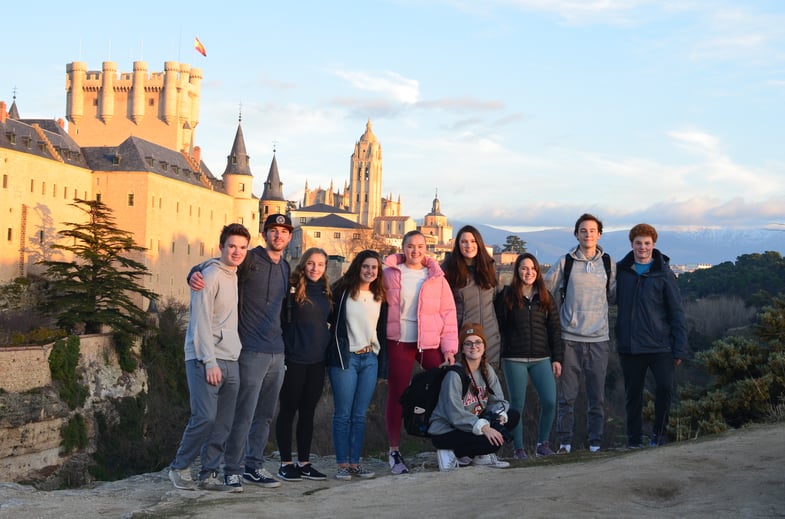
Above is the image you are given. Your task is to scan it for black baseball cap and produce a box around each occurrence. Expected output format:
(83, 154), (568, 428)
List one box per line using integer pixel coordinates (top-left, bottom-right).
(263, 213), (293, 232)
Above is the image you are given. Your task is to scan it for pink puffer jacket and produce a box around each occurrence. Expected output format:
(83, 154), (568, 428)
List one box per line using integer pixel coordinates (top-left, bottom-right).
(382, 253), (458, 356)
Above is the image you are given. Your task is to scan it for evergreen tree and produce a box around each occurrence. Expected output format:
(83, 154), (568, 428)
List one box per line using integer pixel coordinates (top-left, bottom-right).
(39, 199), (157, 336)
(502, 234), (527, 254)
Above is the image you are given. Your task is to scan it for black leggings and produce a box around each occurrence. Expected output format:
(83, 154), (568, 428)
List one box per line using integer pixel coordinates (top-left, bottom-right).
(275, 361), (325, 462)
(431, 410), (520, 458)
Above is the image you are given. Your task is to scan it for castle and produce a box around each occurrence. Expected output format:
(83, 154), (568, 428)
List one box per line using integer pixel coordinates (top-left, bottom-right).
(0, 60), (454, 306)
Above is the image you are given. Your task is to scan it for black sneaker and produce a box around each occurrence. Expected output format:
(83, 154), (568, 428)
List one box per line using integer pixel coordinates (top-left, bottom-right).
(298, 463), (327, 481)
(243, 466), (281, 488)
(277, 464), (302, 482)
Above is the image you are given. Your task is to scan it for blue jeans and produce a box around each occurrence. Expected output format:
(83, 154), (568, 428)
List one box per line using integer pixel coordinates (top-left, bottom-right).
(557, 340), (609, 446)
(502, 357), (557, 449)
(224, 350), (286, 475)
(171, 359), (240, 472)
(328, 352), (378, 465)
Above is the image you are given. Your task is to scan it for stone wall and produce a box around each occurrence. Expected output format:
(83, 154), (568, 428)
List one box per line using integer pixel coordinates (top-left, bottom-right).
(0, 344), (53, 392)
(0, 335), (148, 483)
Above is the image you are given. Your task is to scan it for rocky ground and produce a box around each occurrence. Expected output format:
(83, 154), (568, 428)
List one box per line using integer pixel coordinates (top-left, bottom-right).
(1, 422), (783, 519)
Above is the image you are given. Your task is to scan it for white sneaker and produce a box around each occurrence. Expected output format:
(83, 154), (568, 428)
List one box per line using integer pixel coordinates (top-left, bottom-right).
(436, 449), (458, 471)
(473, 453), (509, 468)
(589, 445), (601, 453)
(557, 444), (572, 454)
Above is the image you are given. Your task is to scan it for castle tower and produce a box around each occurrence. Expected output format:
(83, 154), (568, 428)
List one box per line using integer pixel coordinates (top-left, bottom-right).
(348, 119), (383, 227)
(260, 151), (288, 217)
(222, 121), (253, 200)
(65, 60), (202, 152)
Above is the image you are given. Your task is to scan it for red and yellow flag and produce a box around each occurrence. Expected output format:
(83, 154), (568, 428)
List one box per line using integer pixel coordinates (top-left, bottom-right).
(194, 37), (207, 57)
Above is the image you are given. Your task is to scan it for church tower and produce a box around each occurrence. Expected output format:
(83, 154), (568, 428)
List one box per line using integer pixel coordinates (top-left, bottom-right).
(260, 150), (288, 217)
(348, 119), (383, 227)
(420, 189), (453, 245)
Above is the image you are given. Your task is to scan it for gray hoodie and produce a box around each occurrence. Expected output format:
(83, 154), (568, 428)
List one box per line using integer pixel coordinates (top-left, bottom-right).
(183, 258), (242, 368)
(544, 245), (616, 342)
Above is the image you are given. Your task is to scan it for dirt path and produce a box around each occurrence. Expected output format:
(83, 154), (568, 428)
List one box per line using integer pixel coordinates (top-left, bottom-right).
(1, 423), (783, 519)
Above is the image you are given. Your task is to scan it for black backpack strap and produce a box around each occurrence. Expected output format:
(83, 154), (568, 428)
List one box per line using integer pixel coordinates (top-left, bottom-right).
(601, 253), (611, 297)
(560, 254), (574, 303)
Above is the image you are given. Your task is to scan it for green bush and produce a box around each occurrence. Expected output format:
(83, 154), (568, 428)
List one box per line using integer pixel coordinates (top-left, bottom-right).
(61, 413), (88, 453)
(671, 296), (785, 438)
(49, 335), (88, 409)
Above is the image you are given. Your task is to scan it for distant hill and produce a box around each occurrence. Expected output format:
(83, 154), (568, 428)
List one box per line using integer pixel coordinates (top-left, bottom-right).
(454, 223), (785, 266)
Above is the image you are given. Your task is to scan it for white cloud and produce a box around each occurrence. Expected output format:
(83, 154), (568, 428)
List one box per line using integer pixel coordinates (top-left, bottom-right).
(330, 69), (420, 104)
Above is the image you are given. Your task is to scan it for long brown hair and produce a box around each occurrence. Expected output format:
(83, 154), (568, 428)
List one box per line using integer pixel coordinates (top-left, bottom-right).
(504, 253), (554, 313)
(443, 225), (498, 290)
(290, 248), (332, 307)
(333, 249), (385, 302)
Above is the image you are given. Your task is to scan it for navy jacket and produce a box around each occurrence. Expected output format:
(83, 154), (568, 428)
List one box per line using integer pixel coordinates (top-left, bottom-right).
(615, 249), (688, 359)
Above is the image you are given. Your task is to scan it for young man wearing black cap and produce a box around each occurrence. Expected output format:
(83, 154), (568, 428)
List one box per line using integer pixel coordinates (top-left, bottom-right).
(189, 213), (293, 491)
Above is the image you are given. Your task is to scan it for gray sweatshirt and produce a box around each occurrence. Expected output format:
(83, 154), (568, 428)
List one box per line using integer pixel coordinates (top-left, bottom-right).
(183, 258), (242, 368)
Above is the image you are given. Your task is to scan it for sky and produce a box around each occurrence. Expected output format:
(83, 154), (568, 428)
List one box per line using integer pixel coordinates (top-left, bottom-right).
(4, 0), (785, 232)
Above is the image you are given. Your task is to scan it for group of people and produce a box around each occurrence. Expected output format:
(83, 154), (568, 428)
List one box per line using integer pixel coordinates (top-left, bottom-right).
(168, 211), (688, 491)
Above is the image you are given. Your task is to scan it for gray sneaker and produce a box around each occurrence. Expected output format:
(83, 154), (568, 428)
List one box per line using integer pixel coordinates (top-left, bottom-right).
(197, 471), (225, 491)
(348, 465), (375, 479)
(335, 466), (352, 481)
(169, 467), (196, 490)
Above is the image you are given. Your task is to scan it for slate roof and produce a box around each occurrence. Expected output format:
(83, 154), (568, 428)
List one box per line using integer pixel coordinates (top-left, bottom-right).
(303, 214), (370, 230)
(1, 114), (86, 167)
(222, 123), (252, 177)
(297, 203), (353, 214)
(82, 136), (217, 188)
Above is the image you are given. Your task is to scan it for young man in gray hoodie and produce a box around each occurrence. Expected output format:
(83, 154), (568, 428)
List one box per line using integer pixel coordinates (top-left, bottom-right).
(169, 223), (250, 491)
(544, 214), (616, 454)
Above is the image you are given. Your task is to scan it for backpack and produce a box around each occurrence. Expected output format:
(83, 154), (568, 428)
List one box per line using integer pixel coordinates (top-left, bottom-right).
(400, 365), (469, 437)
(560, 253), (612, 303)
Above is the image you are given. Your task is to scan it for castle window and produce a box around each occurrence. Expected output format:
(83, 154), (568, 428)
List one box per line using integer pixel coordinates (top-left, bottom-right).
(64, 186), (68, 199)
(148, 98), (155, 106)
(161, 162), (168, 171)
(353, 233), (360, 240)
(38, 142), (46, 152)
(39, 230), (44, 243)
(364, 194), (368, 202)
(364, 167), (369, 180)
(6, 228), (11, 241)
(6, 132), (16, 144)
(42, 182), (46, 195)
(300, 217), (307, 224)
(200, 243), (205, 256)
(314, 232), (321, 238)
(53, 184), (57, 197)
(239, 183), (245, 192)
(2, 175), (7, 188)
(356, 194), (359, 202)
(238, 217), (244, 225)
(334, 232), (341, 239)
(146, 157), (154, 167)
(96, 193), (102, 202)
(172, 165), (179, 175)
(22, 136), (31, 148)
(30, 179), (34, 192)
(93, 99), (98, 106)
(112, 154), (121, 165)
(128, 194), (135, 206)
(231, 156), (237, 165)
(171, 242), (176, 253)
(187, 244), (191, 255)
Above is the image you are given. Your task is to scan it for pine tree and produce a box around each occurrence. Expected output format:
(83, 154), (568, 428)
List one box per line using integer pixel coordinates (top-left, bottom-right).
(502, 235), (527, 253)
(39, 199), (157, 336)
